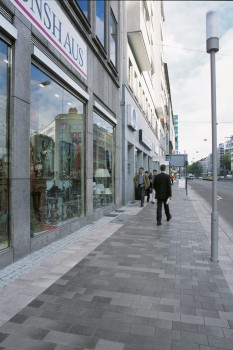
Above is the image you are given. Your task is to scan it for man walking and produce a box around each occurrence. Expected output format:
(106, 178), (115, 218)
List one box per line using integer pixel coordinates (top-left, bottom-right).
(153, 164), (172, 225)
(134, 167), (150, 207)
(151, 169), (157, 204)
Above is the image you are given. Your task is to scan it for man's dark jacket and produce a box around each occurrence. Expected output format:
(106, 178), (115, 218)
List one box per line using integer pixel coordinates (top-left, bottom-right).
(153, 172), (172, 200)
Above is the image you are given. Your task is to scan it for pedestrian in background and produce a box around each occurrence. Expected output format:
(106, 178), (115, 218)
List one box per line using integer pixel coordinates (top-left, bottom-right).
(151, 169), (157, 204)
(133, 167), (150, 207)
(170, 173), (174, 185)
(145, 171), (151, 203)
(153, 164), (172, 225)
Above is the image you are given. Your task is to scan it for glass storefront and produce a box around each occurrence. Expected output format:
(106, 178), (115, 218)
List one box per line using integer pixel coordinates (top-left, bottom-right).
(30, 65), (85, 236)
(93, 112), (115, 209)
(0, 39), (10, 249)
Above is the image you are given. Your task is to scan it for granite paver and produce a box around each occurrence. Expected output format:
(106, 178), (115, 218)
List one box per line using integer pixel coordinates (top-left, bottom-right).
(0, 183), (233, 349)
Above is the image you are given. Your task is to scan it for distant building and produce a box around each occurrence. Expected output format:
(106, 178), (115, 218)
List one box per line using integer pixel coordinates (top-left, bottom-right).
(121, 0), (174, 204)
(217, 139), (231, 175)
(174, 115), (179, 153)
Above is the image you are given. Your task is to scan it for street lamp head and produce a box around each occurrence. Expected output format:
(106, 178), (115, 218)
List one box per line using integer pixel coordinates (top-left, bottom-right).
(206, 11), (219, 39)
(206, 10), (219, 53)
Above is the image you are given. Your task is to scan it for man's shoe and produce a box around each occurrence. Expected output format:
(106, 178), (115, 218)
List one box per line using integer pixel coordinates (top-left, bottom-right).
(140, 205), (144, 207)
(167, 215), (172, 222)
(157, 222), (162, 226)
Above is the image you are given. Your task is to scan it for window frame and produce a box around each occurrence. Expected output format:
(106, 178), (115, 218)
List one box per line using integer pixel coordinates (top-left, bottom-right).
(0, 35), (12, 249)
(109, 8), (117, 68)
(95, 0), (106, 51)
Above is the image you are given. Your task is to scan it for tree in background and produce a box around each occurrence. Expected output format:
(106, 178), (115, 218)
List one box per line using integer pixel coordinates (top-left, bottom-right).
(187, 161), (201, 177)
(221, 153), (231, 175)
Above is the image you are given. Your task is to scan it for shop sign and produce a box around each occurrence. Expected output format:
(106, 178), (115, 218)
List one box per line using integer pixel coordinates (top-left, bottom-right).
(139, 129), (152, 150)
(127, 105), (137, 131)
(10, 0), (87, 79)
(166, 154), (188, 167)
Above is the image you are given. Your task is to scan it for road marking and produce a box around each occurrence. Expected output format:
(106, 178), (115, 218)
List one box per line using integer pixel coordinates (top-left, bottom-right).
(217, 196), (223, 200)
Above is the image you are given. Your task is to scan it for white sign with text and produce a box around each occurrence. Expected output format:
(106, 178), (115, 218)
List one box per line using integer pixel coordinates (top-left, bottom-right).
(11, 0), (87, 79)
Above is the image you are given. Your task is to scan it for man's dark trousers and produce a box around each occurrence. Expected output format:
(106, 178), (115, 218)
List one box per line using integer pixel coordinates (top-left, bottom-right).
(157, 199), (171, 223)
(138, 185), (145, 207)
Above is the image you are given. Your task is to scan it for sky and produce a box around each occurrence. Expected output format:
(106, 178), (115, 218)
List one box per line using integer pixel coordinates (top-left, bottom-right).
(163, 1), (233, 163)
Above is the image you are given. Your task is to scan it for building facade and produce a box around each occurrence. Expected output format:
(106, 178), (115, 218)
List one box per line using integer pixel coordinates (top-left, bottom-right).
(174, 115), (179, 154)
(121, 0), (173, 204)
(0, 0), (173, 267)
(0, 0), (124, 267)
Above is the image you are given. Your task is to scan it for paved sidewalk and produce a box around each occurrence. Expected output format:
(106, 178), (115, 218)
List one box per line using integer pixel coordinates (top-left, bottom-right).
(1, 183), (233, 349)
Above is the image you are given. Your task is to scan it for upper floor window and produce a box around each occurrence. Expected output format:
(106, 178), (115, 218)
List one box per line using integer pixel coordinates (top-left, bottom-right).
(134, 72), (138, 99)
(128, 59), (133, 89)
(96, 0), (105, 48)
(109, 10), (117, 66)
(76, 0), (90, 21)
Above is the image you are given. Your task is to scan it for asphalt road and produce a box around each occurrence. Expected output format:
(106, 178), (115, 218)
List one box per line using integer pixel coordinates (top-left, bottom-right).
(188, 179), (233, 228)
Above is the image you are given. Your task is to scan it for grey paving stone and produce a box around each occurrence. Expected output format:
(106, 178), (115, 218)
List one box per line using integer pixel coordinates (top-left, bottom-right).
(95, 339), (125, 350)
(1, 187), (233, 349)
(199, 346), (225, 350)
(1, 334), (56, 350)
(172, 341), (199, 350)
(180, 331), (208, 345)
(208, 335), (233, 349)
(204, 316), (230, 328)
(130, 323), (155, 336)
(222, 327), (233, 338)
(8, 314), (29, 324)
(180, 314), (204, 325)
(197, 324), (224, 337)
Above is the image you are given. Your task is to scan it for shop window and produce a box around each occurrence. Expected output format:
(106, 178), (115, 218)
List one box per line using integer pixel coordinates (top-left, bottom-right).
(0, 39), (10, 249)
(96, 0), (105, 48)
(109, 9), (117, 66)
(93, 112), (115, 209)
(76, 0), (90, 21)
(30, 65), (85, 236)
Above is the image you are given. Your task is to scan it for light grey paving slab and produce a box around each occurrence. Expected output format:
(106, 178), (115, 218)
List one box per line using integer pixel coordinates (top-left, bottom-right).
(0, 185), (233, 350)
(95, 339), (125, 350)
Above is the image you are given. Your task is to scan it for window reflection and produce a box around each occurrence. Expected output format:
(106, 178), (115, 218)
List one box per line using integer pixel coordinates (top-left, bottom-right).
(110, 10), (117, 66)
(76, 0), (89, 20)
(0, 39), (10, 250)
(93, 112), (115, 209)
(96, 0), (105, 48)
(30, 65), (85, 236)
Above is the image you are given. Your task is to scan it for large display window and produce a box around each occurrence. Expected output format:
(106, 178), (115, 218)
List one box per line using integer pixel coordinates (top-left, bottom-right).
(0, 39), (10, 249)
(93, 112), (115, 209)
(30, 64), (85, 236)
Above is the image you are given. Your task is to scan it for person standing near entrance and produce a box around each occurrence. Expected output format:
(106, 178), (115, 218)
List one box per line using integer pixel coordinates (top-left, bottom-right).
(153, 164), (172, 225)
(133, 167), (150, 207)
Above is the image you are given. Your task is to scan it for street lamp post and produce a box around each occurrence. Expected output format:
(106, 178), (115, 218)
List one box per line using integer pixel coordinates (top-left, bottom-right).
(206, 10), (219, 262)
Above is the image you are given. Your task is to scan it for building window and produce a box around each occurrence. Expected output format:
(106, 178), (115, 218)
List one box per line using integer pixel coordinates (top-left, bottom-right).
(76, 0), (90, 21)
(96, 0), (105, 48)
(30, 65), (85, 236)
(0, 39), (10, 249)
(128, 59), (133, 89)
(93, 112), (115, 210)
(134, 72), (138, 99)
(109, 9), (117, 66)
